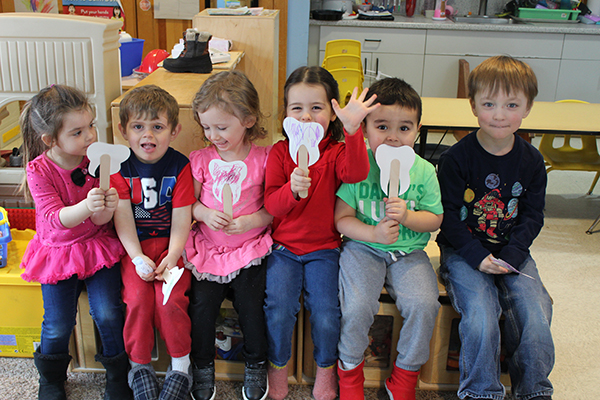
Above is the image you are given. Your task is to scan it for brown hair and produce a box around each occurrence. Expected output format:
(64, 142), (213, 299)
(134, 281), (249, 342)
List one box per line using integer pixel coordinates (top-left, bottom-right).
(468, 55), (538, 108)
(19, 84), (92, 198)
(192, 71), (267, 143)
(365, 77), (422, 124)
(283, 66), (343, 142)
(119, 84), (179, 130)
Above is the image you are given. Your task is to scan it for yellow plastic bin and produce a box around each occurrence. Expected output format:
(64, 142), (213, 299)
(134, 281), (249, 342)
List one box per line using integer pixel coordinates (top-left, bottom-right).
(0, 229), (42, 358)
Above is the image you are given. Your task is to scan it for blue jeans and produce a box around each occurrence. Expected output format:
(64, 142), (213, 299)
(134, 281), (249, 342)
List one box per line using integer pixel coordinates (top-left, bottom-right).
(338, 241), (439, 371)
(264, 246), (340, 368)
(439, 245), (554, 400)
(40, 265), (125, 357)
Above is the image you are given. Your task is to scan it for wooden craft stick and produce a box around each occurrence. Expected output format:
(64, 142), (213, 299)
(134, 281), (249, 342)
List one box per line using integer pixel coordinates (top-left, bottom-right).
(298, 145), (309, 199)
(222, 183), (233, 218)
(389, 159), (400, 198)
(99, 154), (111, 191)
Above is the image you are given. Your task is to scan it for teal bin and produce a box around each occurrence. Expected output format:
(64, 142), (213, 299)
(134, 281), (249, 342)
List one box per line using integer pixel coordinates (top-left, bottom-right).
(120, 38), (145, 77)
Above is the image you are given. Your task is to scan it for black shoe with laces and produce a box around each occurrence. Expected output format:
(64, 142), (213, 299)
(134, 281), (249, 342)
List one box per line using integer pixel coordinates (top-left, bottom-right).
(191, 363), (215, 400)
(242, 362), (268, 400)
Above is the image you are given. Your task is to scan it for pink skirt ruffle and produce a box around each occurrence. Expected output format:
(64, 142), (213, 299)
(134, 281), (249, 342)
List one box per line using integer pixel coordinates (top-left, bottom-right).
(21, 233), (126, 284)
(184, 231), (272, 278)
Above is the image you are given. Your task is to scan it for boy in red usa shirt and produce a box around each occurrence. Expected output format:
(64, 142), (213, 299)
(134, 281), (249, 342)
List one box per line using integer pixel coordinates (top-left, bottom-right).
(111, 85), (196, 400)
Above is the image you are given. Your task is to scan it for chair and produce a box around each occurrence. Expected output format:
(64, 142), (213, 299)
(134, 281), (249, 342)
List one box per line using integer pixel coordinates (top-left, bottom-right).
(538, 100), (600, 196)
(322, 54), (364, 79)
(328, 68), (363, 108)
(324, 39), (361, 59)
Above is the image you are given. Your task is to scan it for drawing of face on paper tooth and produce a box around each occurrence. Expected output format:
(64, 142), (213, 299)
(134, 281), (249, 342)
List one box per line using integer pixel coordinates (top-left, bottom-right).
(209, 159), (247, 206)
(375, 145), (416, 197)
(284, 117), (325, 167)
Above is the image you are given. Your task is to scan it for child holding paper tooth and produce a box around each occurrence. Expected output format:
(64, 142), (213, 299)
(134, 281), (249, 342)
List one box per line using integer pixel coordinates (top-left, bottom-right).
(184, 71), (272, 400)
(18, 84), (129, 400)
(264, 66), (379, 400)
(111, 85), (196, 400)
(436, 55), (554, 400)
(334, 77), (443, 400)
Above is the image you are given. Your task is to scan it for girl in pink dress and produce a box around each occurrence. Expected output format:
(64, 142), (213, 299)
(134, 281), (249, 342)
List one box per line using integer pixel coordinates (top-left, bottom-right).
(19, 85), (129, 400)
(184, 71), (272, 400)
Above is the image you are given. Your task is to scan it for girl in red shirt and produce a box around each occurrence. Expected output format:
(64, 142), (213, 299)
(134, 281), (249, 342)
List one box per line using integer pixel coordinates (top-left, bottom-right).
(263, 66), (379, 400)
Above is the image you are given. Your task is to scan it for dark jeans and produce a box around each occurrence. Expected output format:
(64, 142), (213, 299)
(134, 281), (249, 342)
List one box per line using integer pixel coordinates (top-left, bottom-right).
(40, 265), (125, 357)
(189, 261), (268, 367)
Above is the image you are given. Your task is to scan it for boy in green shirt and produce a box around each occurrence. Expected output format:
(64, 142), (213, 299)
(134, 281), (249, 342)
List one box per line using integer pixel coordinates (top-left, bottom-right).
(335, 78), (443, 400)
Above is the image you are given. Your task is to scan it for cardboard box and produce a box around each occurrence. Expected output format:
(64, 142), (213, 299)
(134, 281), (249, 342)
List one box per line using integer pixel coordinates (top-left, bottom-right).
(0, 229), (42, 358)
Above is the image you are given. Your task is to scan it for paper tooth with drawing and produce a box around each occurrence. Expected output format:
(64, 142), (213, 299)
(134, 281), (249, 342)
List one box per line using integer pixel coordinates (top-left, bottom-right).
(209, 159), (248, 218)
(284, 117), (325, 198)
(375, 144), (415, 198)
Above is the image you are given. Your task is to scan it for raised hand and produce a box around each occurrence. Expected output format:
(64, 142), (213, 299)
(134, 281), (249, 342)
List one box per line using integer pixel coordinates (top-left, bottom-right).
(331, 87), (380, 135)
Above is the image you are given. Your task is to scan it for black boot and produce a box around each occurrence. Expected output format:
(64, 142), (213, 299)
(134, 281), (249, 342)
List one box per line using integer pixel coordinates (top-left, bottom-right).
(33, 349), (71, 400)
(163, 29), (213, 74)
(95, 351), (133, 400)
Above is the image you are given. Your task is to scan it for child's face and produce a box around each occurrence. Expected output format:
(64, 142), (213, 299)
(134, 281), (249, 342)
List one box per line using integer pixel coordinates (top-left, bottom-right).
(363, 104), (420, 156)
(286, 83), (336, 135)
(470, 88), (531, 144)
(48, 109), (96, 161)
(119, 112), (180, 164)
(197, 106), (253, 160)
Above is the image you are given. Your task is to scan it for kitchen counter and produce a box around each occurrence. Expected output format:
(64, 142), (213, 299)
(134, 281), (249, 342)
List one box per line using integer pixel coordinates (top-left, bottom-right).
(310, 15), (600, 35)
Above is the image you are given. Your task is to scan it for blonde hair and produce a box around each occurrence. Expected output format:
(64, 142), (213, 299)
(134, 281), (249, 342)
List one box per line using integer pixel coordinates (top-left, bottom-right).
(19, 85), (91, 198)
(192, 71), (267, 143)
(468, 55), (538, 108)
(119, 84), (180, 130)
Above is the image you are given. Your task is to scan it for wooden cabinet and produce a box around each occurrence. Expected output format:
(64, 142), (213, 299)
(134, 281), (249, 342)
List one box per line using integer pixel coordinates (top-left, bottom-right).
(193, 9), (280, 142)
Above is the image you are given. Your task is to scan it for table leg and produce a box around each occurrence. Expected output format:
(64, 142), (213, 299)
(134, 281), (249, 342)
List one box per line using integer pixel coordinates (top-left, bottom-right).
(418, 127), (428, 158)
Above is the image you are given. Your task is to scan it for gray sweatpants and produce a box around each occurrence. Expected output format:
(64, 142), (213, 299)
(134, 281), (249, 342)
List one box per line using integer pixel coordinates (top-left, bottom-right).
(338, 240), (440, 371)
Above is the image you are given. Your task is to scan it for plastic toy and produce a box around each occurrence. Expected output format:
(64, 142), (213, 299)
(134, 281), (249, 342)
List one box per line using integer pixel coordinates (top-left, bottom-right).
(0, 207), (13, 268)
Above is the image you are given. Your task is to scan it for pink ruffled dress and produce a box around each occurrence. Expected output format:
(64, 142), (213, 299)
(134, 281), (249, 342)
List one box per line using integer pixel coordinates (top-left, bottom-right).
(184, 144), (272, 283)
(20, 154), (125, 284)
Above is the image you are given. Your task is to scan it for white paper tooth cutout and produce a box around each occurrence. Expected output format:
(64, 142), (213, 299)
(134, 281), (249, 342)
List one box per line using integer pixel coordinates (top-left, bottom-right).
(162, 266), (184, 305)
(375, 145), (415, 197)
(87, 142), (130, 190)
(209, 159), (247, 217)
(284, 117), (324, 167)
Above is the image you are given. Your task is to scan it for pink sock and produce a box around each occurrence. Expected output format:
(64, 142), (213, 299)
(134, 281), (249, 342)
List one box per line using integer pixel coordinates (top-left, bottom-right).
(313, 365), (337, 400)
(267, 363), (288, 400)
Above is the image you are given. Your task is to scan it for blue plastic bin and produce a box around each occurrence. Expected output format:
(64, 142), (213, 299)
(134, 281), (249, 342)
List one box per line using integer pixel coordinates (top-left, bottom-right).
(120, 38), (145, 77)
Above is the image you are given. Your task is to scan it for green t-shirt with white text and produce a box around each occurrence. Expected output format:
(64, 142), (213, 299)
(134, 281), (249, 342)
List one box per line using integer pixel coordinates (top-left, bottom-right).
(336, 149), (443, 253)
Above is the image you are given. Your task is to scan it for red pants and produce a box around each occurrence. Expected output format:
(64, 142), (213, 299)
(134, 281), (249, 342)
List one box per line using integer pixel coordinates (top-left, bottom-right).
(121, 237), (192, 364)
